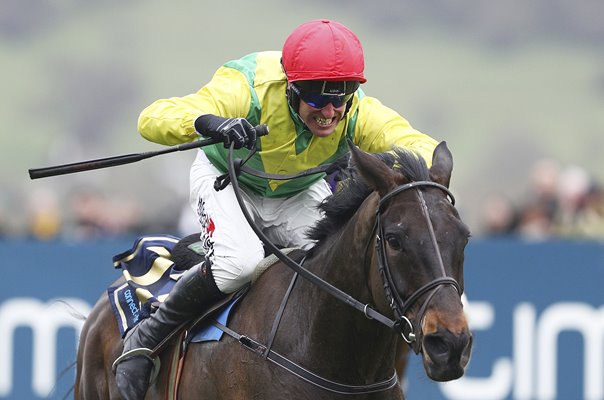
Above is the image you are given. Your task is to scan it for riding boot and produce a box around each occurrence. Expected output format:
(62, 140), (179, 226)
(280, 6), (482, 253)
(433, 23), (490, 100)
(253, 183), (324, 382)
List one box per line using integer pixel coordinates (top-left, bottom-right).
(113, 261), (224, 400)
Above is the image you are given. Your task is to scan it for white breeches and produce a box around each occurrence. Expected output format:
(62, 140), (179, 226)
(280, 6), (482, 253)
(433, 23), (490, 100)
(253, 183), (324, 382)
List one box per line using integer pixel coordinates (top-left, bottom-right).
(189, 150), (331, 293)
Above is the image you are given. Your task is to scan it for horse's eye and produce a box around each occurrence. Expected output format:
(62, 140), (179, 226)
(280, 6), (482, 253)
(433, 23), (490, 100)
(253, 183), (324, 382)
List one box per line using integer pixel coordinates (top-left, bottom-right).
(385, 235), (402, 250)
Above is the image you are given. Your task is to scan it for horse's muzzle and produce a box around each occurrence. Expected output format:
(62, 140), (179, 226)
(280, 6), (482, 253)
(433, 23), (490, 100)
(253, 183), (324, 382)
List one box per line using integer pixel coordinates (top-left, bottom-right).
(421, 327), (473, 381)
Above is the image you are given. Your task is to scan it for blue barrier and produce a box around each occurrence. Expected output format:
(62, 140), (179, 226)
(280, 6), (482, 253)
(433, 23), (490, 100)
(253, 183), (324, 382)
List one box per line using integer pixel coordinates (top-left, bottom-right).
(0, 238), (602, 399)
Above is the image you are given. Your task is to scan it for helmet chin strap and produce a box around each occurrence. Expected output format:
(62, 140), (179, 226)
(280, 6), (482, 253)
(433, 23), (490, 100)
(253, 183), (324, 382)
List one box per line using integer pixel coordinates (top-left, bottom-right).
(289, 106), (308, 131)
(343, 97), (354, 116)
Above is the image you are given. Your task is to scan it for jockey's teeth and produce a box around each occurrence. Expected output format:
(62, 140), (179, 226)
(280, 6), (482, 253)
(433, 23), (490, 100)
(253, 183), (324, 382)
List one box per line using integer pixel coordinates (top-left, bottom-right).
(315, 117), (333, 125)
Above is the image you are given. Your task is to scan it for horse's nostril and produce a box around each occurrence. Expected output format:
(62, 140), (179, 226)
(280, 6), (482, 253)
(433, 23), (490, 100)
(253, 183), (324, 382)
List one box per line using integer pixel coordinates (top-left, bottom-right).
(422, 329), (471, 382)
(423, 328), (472, 365)
(424, 333), (450, 359)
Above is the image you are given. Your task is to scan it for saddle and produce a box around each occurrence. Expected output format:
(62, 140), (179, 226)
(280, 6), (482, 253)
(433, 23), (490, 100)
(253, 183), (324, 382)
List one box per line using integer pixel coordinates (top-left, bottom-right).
(107, 233), (304, 397)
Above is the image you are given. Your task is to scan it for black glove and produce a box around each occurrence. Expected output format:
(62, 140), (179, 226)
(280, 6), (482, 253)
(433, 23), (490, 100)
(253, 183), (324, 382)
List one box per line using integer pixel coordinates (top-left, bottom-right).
(194, 115), (257, 150)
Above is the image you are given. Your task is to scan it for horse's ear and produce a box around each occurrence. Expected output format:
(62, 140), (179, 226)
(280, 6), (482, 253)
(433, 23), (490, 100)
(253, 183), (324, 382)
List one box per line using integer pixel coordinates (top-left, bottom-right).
(429, 141), (453, 188)
(347, 139), (400, 196)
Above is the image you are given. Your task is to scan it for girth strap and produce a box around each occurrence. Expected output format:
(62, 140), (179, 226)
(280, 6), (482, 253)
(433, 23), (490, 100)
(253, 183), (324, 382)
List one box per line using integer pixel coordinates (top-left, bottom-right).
(264, 271), (300, 359)
(213, 321), (398, 395)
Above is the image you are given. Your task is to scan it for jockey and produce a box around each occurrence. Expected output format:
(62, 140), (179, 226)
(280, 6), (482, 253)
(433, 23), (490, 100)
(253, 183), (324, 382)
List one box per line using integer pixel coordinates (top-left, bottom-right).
(114, 19), (438, 399)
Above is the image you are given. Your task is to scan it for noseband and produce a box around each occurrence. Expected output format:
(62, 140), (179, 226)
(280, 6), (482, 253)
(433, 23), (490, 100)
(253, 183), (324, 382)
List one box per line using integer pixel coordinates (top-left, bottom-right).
(371, 181), (462, 354)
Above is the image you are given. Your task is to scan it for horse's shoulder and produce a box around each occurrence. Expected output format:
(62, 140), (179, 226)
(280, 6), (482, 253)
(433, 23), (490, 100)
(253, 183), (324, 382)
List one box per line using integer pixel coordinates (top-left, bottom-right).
(228, 250), (305, 331)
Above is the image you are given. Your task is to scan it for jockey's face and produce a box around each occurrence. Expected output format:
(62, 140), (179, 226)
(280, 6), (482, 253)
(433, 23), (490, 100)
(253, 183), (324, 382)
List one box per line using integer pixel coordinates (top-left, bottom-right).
(298, 100), (346, 137)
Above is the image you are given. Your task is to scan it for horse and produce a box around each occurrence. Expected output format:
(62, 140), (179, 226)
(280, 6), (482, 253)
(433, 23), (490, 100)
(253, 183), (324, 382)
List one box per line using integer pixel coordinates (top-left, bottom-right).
(74, 141), (472, 399)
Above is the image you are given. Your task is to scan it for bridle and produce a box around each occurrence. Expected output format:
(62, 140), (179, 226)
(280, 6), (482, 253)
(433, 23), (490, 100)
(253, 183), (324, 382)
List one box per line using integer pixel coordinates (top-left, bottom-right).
(218, 146), (464, 393)
(370, 181), (462, 354)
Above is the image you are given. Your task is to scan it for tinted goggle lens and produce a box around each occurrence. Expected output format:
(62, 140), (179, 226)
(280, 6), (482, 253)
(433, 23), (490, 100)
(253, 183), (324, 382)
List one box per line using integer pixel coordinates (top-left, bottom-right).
(291, 84), (354, 109)
(300, 92), (354, 109)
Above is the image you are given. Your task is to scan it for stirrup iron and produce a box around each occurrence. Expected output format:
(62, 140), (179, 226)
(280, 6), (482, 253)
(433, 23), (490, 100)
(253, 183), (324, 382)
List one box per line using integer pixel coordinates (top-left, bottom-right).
(112, 347), (162, 384)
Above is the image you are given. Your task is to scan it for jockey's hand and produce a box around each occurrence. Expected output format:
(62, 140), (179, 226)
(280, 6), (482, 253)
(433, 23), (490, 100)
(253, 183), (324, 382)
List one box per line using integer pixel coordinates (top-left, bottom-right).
(195, 115), (257, 150)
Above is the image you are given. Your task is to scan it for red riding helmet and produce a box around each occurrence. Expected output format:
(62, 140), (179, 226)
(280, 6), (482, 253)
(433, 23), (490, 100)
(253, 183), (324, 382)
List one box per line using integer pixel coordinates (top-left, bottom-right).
(282, 19), (367, 83)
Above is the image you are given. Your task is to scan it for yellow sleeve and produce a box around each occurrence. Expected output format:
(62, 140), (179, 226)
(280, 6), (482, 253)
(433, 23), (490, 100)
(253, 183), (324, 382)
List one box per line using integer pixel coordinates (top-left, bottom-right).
(353, 96), (438, 165)
(138, 66), (252, 146)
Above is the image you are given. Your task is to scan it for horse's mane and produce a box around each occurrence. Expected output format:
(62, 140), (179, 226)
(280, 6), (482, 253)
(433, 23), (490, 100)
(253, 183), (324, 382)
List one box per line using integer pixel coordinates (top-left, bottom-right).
(307, 147), (430, 247)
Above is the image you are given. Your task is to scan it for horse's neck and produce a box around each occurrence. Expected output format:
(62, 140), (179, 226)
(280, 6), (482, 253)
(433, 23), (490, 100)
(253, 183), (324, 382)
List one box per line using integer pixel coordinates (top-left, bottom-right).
(280, 193), (398, 381)
(310, 192), (381, 291)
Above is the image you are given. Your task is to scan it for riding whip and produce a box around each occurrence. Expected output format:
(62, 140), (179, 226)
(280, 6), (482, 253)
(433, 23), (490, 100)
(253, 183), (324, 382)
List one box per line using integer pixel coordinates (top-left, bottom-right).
(28, 125), (269, 179)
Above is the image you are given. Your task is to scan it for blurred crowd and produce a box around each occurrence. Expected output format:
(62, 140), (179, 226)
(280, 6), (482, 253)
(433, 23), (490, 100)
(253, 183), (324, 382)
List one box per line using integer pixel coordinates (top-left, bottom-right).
(0, 158), (602, 242)
(0, 186), (185, 241)
(479, 158), (604, 241)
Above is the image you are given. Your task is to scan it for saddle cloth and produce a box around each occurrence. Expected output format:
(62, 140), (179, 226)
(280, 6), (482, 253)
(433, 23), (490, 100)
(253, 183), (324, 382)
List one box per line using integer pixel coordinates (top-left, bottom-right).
(107, 234), (295, 339)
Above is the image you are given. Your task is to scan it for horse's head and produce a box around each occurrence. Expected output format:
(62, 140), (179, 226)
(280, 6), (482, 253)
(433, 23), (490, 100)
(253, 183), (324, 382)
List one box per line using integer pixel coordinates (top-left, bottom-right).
(350, 141), (472, 382)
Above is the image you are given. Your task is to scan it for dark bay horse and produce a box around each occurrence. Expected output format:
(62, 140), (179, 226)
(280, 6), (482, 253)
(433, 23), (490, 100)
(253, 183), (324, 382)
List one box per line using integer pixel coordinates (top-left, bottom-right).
(75, 141), (472, 399)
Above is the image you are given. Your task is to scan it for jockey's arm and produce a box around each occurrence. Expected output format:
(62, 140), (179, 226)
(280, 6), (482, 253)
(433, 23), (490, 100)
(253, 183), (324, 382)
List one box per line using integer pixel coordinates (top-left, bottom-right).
(138, 66), (252, 146)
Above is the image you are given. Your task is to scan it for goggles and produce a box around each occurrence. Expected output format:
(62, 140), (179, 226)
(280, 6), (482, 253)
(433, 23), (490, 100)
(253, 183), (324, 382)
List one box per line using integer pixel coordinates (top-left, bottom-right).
(291, 81), (357, 109)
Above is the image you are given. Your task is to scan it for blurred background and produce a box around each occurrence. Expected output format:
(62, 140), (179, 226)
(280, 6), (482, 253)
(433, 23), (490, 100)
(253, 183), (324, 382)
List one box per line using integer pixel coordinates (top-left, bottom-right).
(1, 1), (604, 400)
(2, 0), (603, 242)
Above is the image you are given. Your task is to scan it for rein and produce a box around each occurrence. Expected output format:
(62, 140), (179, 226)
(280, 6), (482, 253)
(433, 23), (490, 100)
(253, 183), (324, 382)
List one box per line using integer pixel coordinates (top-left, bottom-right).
(223, 147), (399, 330)
(218, 145), (461, 393)
(213, 151), (348, 190)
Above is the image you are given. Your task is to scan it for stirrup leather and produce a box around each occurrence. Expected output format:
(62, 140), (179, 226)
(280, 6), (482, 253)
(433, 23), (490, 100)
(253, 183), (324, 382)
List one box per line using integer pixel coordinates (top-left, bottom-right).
(112, 347), (162, 384)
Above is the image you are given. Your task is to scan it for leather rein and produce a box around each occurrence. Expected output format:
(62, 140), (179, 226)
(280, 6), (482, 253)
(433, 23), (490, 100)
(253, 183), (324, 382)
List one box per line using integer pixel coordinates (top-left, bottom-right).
(215, 145), (462, 393)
